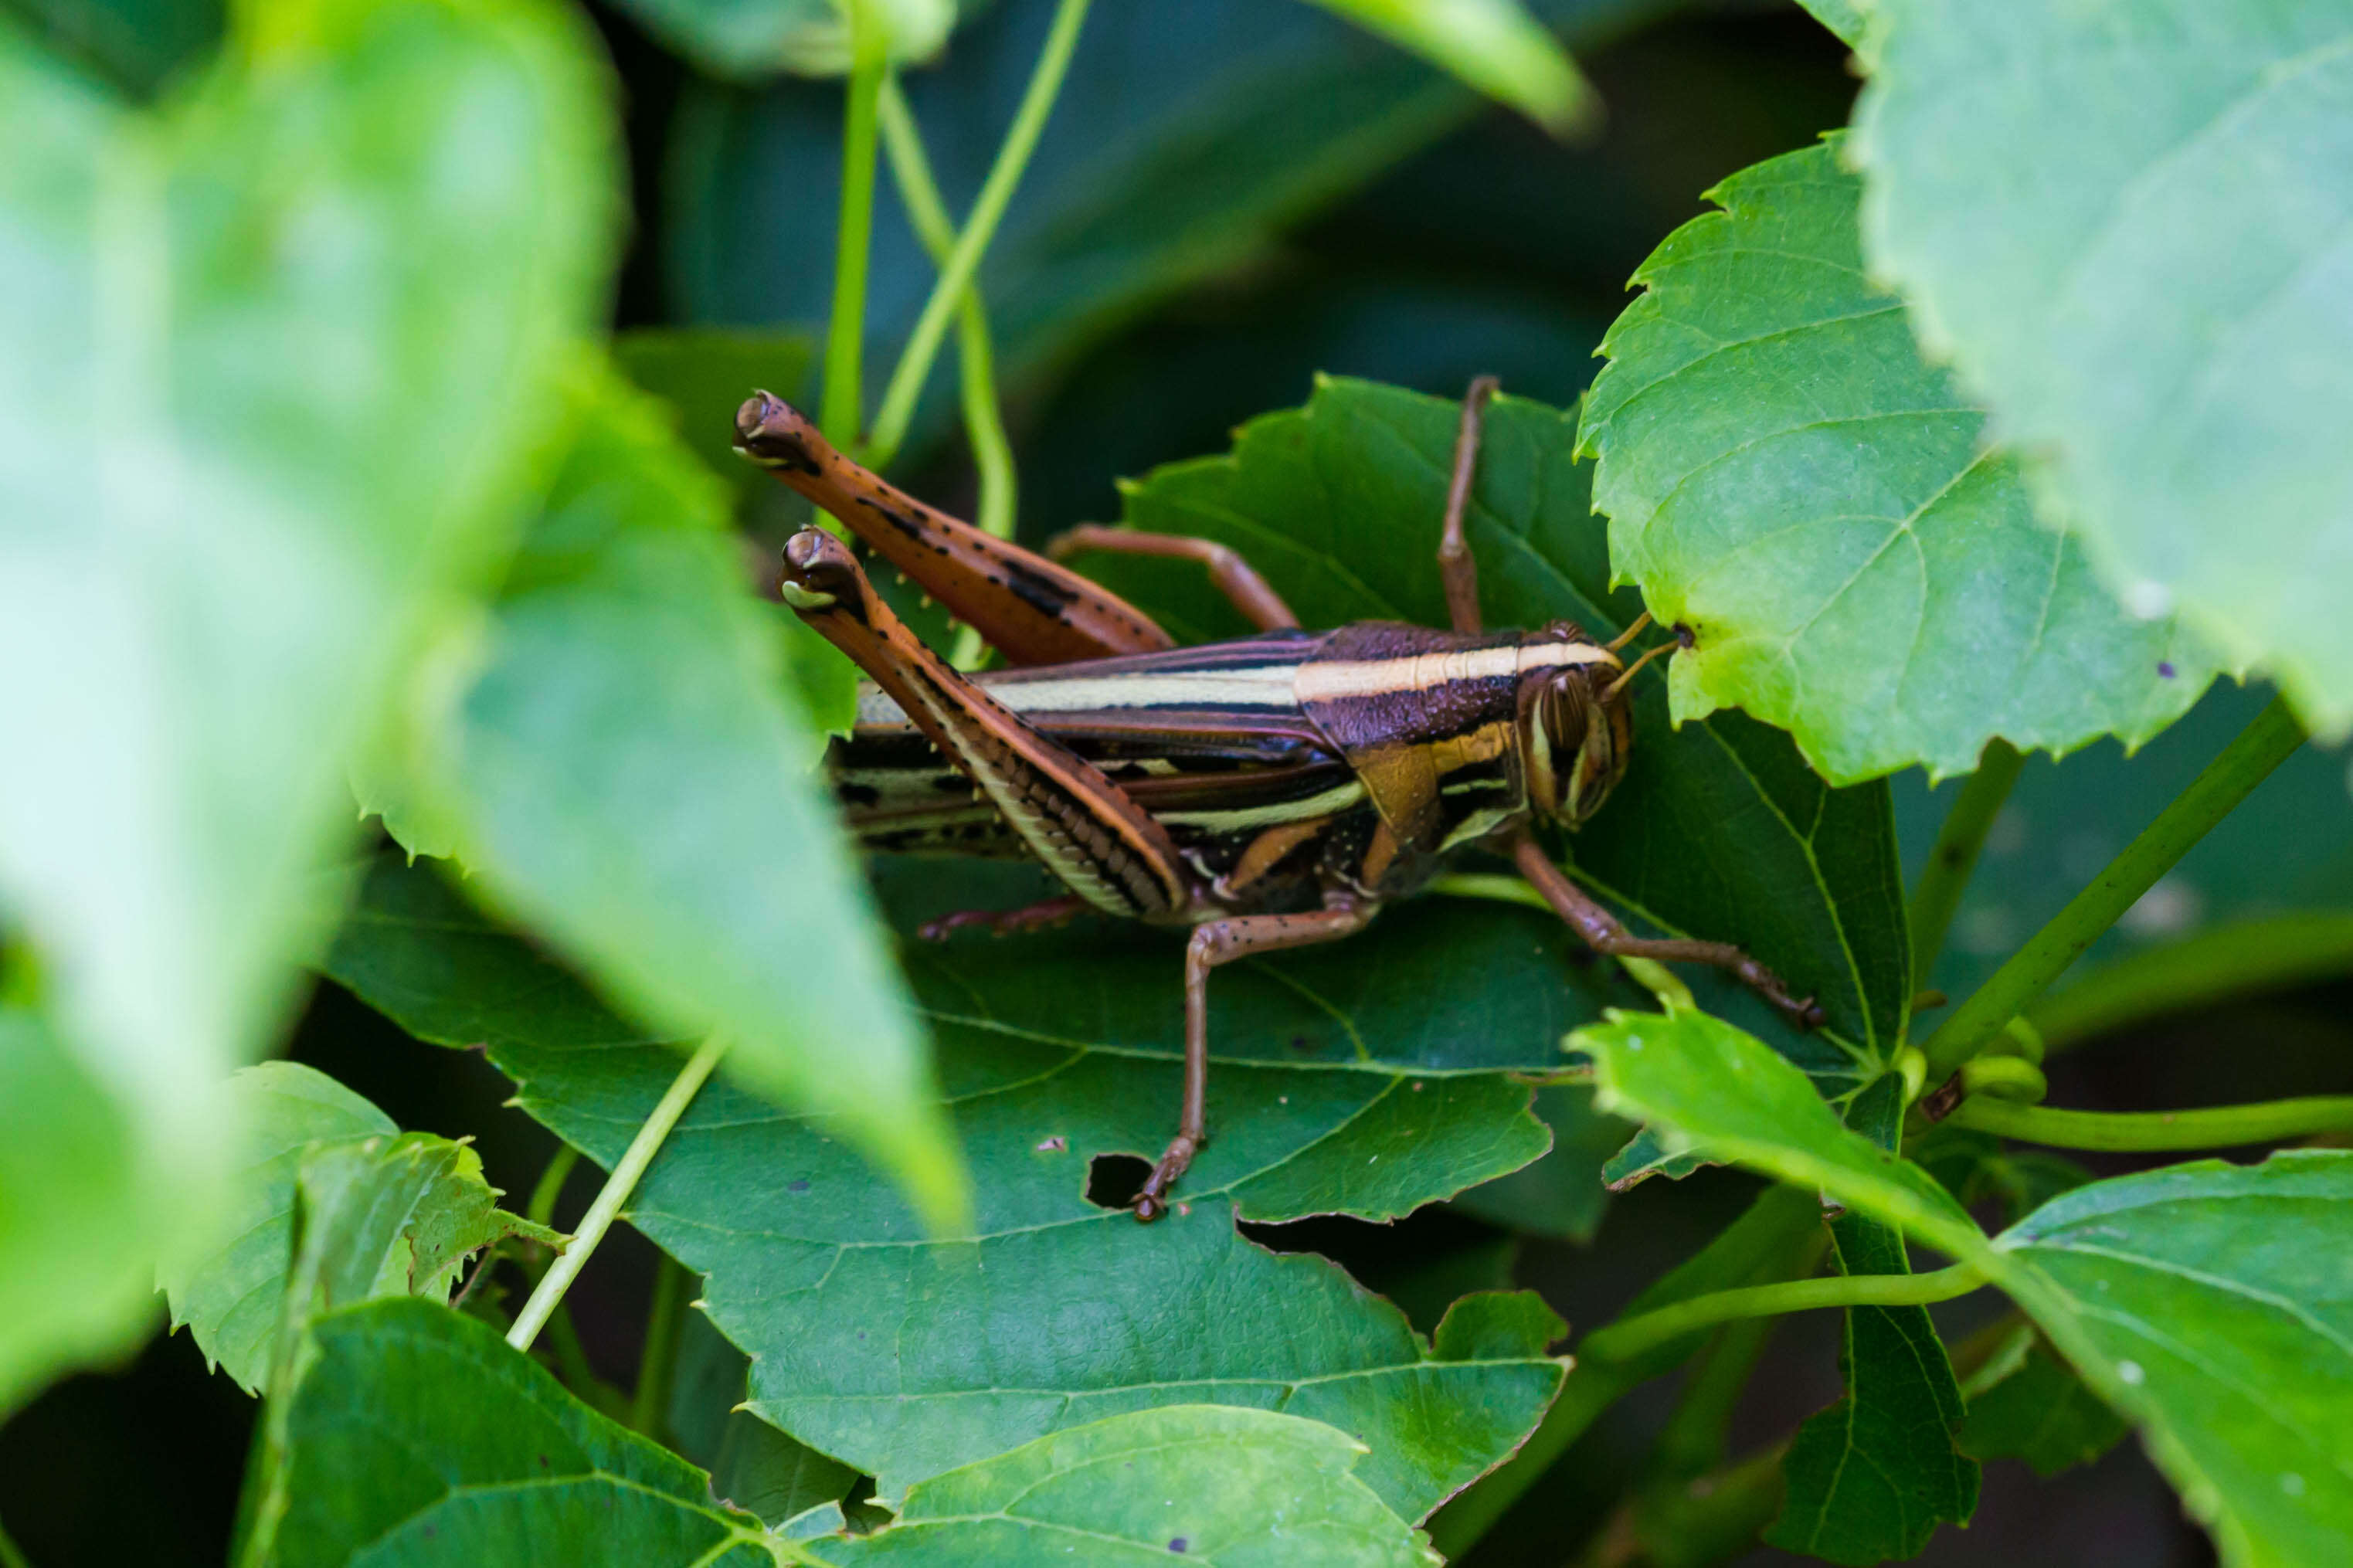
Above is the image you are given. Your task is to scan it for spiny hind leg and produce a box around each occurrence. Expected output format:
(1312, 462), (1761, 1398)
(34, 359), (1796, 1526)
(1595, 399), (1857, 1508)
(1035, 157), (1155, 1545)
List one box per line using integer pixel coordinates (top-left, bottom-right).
(1136, 897), (1374, 1222)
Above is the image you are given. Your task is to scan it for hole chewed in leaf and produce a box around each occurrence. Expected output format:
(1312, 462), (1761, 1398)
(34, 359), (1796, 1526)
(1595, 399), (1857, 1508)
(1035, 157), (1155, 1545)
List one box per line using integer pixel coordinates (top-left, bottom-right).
(1085, 1153), (1152, 1211)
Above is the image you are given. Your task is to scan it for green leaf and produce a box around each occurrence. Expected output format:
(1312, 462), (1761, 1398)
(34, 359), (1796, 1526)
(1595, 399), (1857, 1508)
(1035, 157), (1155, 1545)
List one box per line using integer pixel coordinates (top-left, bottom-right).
(1578, 137), (2215, 786)
(1574, 1007), (2353, 1568)
(1909, 1122), (2093, 1230)
(0, 0), (613, 1196)
(1991, 1153), (2353, 1568)
(169, 1064), (559, 1393)
(5, 0), (219, 97)
(245, 1296), (1438, 1566)
(324, 855), (1567, 1521)
(1452, 1083), (1628, 1240)
(233, 1298), (769, 1568)
(1768, 1075), (1978, 1564)
(1795, 0), (1866, 49)
(671, 0), (1642, 436)
(818, 1405), (1441, 1565)
(613, 325), (818, 506)
(1299, 0), (1595, 134)
(420, 365), (966, 1228)
(159, 1062), (396, 1394)
(667, 1312), (861, 1528)
(1957, 1326), (2128, 1479)
(1853, 2), (2353, 738)
(284, 1132), (552, 1330)
(608, 0), (958, 80)
(1570, 1010), (1985, 1261)
(1077, 377), (1906, 1070)
(0, 1008), (158, 1415)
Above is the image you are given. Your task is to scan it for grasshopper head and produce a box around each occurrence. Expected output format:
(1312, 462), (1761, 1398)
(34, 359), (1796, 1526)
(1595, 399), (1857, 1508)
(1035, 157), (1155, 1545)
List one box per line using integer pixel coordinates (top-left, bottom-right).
(1519, 627), (1637, 828)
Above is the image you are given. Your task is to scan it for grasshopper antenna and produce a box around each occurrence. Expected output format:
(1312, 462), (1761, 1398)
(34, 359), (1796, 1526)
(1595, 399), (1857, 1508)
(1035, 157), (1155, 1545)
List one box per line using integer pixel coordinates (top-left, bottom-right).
(1602, 621), (1691, 702)
(1602, 610), (1652, 653)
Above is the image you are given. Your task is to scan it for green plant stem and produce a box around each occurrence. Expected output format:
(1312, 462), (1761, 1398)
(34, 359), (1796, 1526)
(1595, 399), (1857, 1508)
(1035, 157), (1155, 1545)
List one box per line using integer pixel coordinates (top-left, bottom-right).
(1921, 694), (2304, 1081)
(0, 1518), (31, 1568)
(2029, 911), (2353, 1053)
(1908, 739), (2023, 992)
(1582, 1262), (1988, 1366)
(820, 0), (889, 446)
(876, 75), (1018, 670)
(508, 1035), (728, 1354)
(1946, 1094), (2353, 1151)
(630, 1255), (691, 1441)
(864, 0), (1091, 465)
(525, 1143), (579, 1230)
(1427, 1186), (1822, 1560)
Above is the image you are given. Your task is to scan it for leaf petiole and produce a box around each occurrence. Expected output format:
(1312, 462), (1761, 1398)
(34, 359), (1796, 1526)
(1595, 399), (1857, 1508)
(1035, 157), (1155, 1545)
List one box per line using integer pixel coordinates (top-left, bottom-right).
(1582, 1262), (1990, 1366)
(1920, 694), (2304, 1080)
(1944, 1095), (2353, 1152)
(508, 1035), (728, 1354)
(863, 0), (1092, 466)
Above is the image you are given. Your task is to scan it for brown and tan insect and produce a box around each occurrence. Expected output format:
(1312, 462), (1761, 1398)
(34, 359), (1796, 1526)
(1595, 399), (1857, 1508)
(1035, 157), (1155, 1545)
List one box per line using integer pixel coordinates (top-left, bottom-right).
(735, 379), (1816, 1220)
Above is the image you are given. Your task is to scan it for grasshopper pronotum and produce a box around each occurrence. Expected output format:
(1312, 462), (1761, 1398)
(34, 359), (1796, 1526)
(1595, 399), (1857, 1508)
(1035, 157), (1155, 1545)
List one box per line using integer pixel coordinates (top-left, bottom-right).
(735, 379), (1817, 1219)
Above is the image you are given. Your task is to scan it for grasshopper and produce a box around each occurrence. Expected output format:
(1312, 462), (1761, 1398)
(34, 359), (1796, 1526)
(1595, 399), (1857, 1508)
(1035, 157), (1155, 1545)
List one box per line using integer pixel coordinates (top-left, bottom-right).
(734, 379), (1818, 1220)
